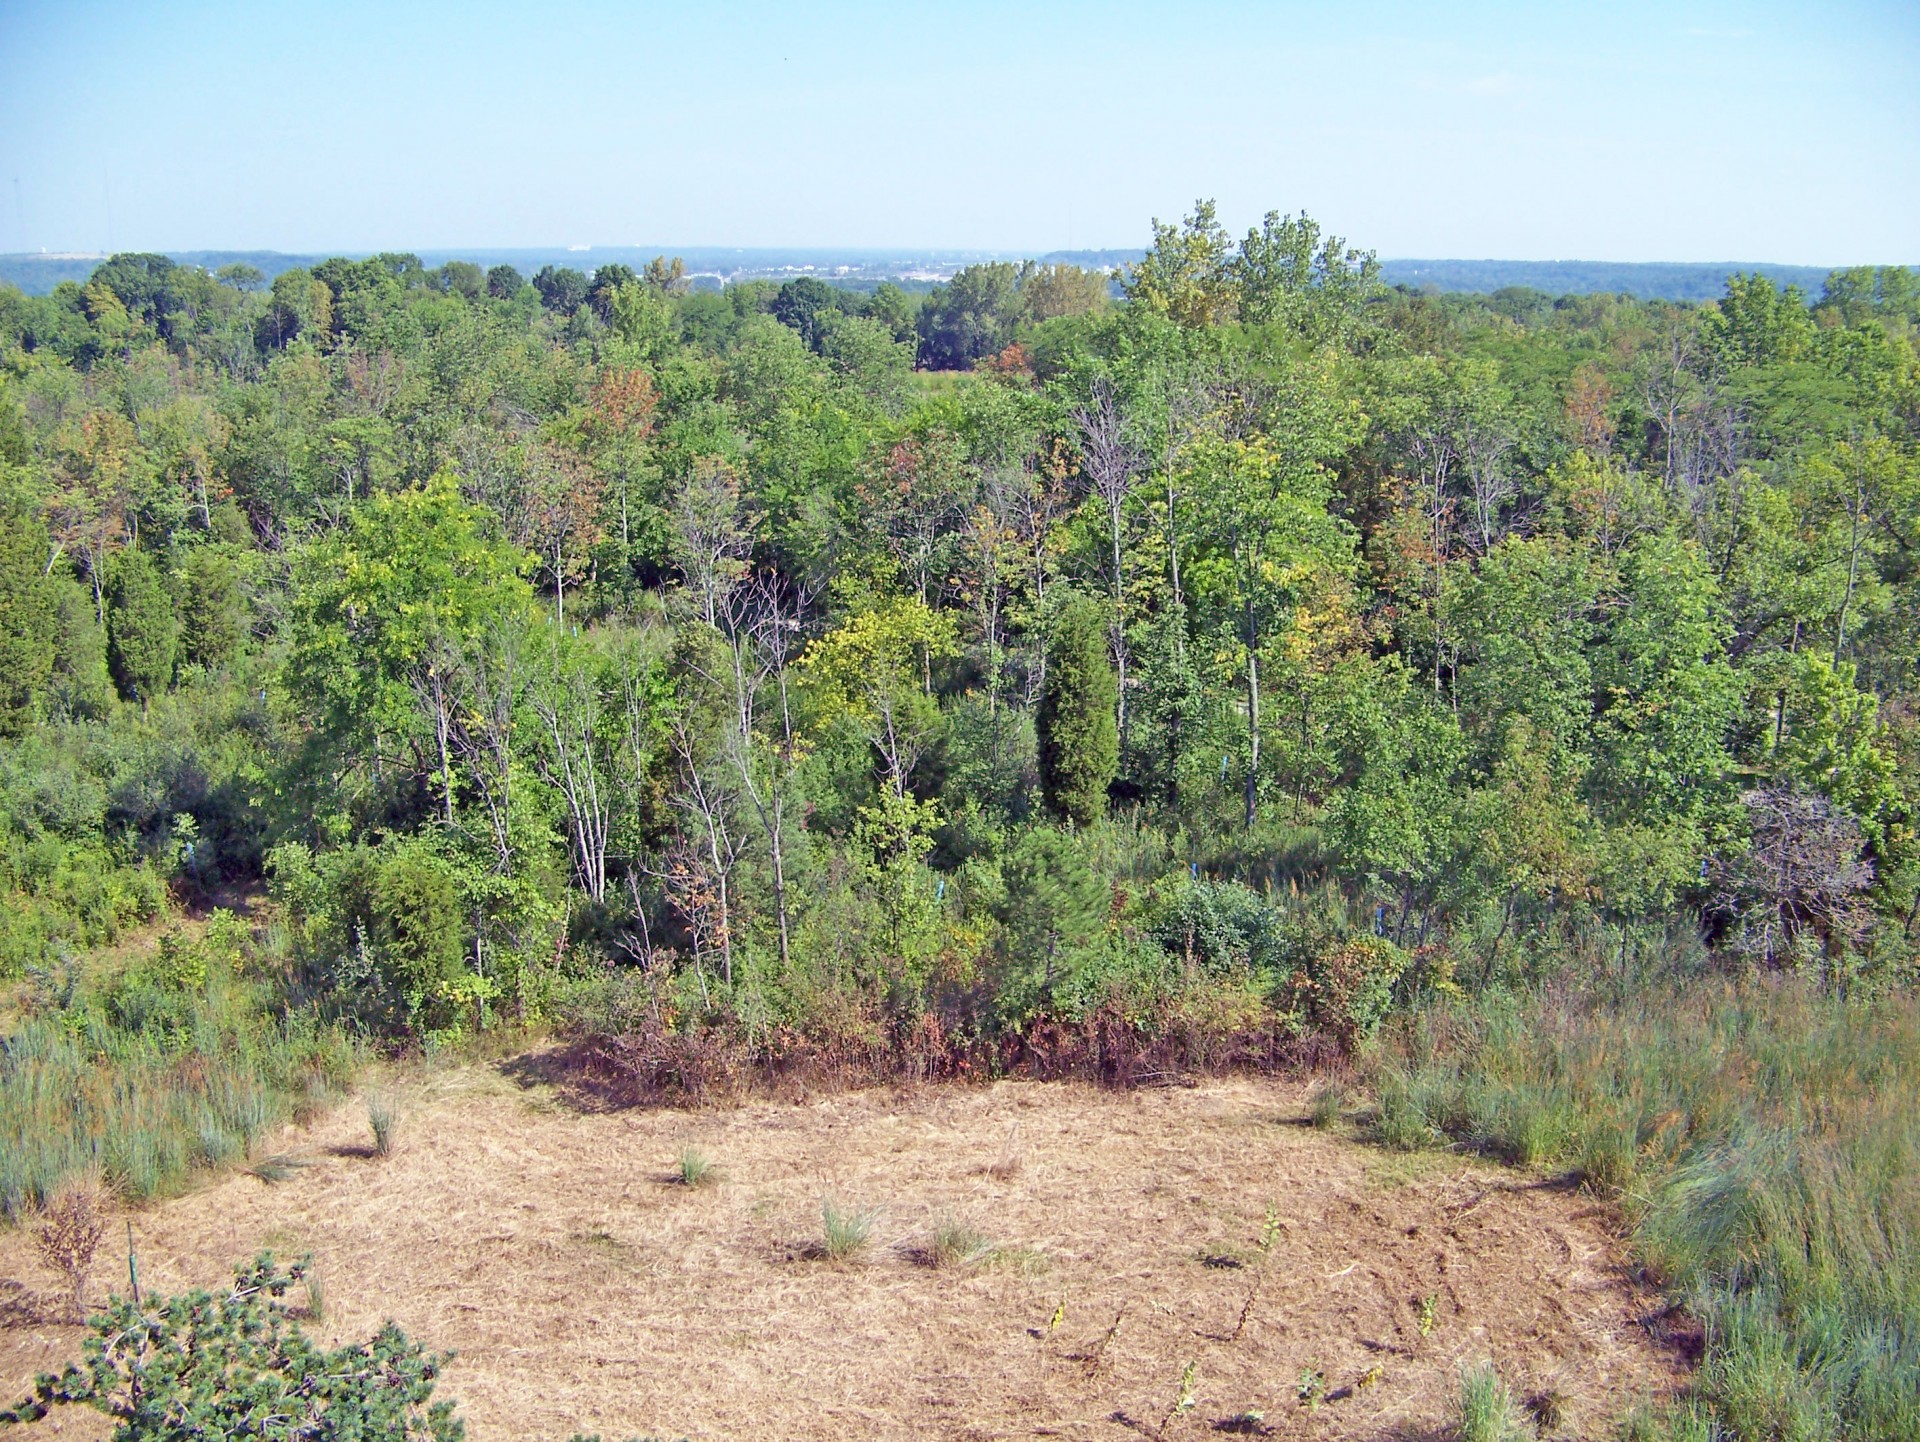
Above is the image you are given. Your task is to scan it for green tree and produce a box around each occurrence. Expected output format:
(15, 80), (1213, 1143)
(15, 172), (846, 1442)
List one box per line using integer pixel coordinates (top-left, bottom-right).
(995, 825), (1107, 1014)
(918, 263), (1025, 369)
(104, 547), (177, 706)
(0, 508), (58, 734)
(286, 476), (533, 754)
(485, 263), (523, 299)
(1038, 595), (1119, 826)
(1124, 199), (1236, 327)
(176, 546), (246, 671)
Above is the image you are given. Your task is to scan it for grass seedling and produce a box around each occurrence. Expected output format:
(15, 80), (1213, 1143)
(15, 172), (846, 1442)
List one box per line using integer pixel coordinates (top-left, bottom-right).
(1455, 1361), (1527, 1442)
(245, 1153), (312, 1184)
(820, 1198), (875, 1261)
(674, 1145), (715, 1188)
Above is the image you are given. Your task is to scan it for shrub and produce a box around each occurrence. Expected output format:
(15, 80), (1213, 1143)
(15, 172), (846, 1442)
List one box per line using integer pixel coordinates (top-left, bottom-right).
(1149, 878), (1281, 976)
(35, 1185), (107, 1321)
(1, 1253), (464, 1440)
(1296, 935), (1408, 1049)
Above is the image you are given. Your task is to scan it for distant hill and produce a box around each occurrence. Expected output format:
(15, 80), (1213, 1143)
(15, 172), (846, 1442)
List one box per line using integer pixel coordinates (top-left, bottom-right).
(2, 248), (1901, 303)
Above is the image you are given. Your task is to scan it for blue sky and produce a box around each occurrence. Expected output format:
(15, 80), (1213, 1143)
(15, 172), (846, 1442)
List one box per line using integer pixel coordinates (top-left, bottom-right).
(1, 0), (1914, 262)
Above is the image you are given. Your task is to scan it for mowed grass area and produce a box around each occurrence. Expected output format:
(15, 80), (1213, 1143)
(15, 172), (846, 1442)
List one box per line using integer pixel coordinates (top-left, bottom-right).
(0, 1073), (1677, 1441)
(1363, 979), (1920, 1441)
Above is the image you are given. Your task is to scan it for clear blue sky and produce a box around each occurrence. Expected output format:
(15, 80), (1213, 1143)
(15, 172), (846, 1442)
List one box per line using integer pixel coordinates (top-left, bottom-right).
(1, 0), (1914, 262)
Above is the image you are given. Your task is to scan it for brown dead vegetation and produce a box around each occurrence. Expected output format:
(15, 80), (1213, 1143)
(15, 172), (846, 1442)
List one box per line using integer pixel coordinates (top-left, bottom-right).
(0, 1068), (1685, 1441)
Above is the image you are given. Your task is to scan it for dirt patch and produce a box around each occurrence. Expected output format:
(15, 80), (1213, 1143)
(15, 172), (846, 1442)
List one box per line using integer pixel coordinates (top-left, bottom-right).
(0, 1068), (1684, 1440)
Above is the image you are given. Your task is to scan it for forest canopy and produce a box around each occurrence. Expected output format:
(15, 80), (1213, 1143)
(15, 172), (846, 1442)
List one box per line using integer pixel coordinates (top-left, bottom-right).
(1, 203), (1916, 1048)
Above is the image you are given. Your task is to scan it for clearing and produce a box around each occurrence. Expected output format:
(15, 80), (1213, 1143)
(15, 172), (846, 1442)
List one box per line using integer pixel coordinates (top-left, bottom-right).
(0, 1068), (1686, 1440)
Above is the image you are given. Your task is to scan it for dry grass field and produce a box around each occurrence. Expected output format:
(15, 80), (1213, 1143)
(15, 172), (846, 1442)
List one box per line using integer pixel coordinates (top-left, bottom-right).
(0, 1065), (1685, 1440)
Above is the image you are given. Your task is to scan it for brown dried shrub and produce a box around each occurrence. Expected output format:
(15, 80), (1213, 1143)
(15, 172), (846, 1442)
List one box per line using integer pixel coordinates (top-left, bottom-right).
(36, 1185), (107, 1322)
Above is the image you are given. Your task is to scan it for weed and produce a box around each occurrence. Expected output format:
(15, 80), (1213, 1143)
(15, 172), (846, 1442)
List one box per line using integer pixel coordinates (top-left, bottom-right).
(820, 1198), (875, 1261)
(35, 1185), (107, 1322)
(366, 1092), (399, 1158)
(1417, 1292), (1439, 1337)
(1367, 980), (1920, 1441)
(987, 1126), (1023, 1181)
(674, 1145), (715, 1188)
(1083, 1303), (1126, 1374)
(0, 993), (355, 1219)
(1256, 1205), (1281, 1255)
(1160, 1360), (1197, 1436)
(1295, 1365), (1325, 1411)
(1454, 1361), (1526, 1442)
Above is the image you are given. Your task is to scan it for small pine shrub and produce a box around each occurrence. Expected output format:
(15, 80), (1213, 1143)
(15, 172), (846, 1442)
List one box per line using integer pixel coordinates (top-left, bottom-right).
(1, 1253), (462, 1440)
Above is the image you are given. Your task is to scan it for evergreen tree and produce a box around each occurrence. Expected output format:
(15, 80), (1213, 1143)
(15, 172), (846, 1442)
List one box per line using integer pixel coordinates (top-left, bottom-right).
(177, 546), (246, 671)
(0, 508), (57, 735)
(105, 547), (178, 707)
(1038, 595), (1119, 827)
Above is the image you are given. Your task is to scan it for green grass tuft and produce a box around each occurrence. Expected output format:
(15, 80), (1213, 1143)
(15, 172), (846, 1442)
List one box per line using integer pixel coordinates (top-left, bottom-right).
(1454, 1361), (1526, 1442)
(674, 1145), (714, 1188)
(820, 1197), (876, 1261)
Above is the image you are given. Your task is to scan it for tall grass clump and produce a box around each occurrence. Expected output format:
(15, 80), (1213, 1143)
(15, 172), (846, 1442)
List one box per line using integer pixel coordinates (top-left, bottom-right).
(1364, 977), (1920, 1441)
(673, 1145), (714, 1188)
(365, 1091), (400, 1157)
(820, 1198), (876, 1260)
(0, 963), (357, 1221)
(1453, 1361), (1526, 1442)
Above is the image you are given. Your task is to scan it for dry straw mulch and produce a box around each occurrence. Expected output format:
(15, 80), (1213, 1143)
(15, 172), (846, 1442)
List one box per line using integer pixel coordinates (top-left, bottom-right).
(0, 1067), (1685, 1440)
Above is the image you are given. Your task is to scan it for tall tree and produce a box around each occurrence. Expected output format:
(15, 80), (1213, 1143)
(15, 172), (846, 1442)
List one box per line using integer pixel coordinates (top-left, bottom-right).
(1038, 594), (1118, 826)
